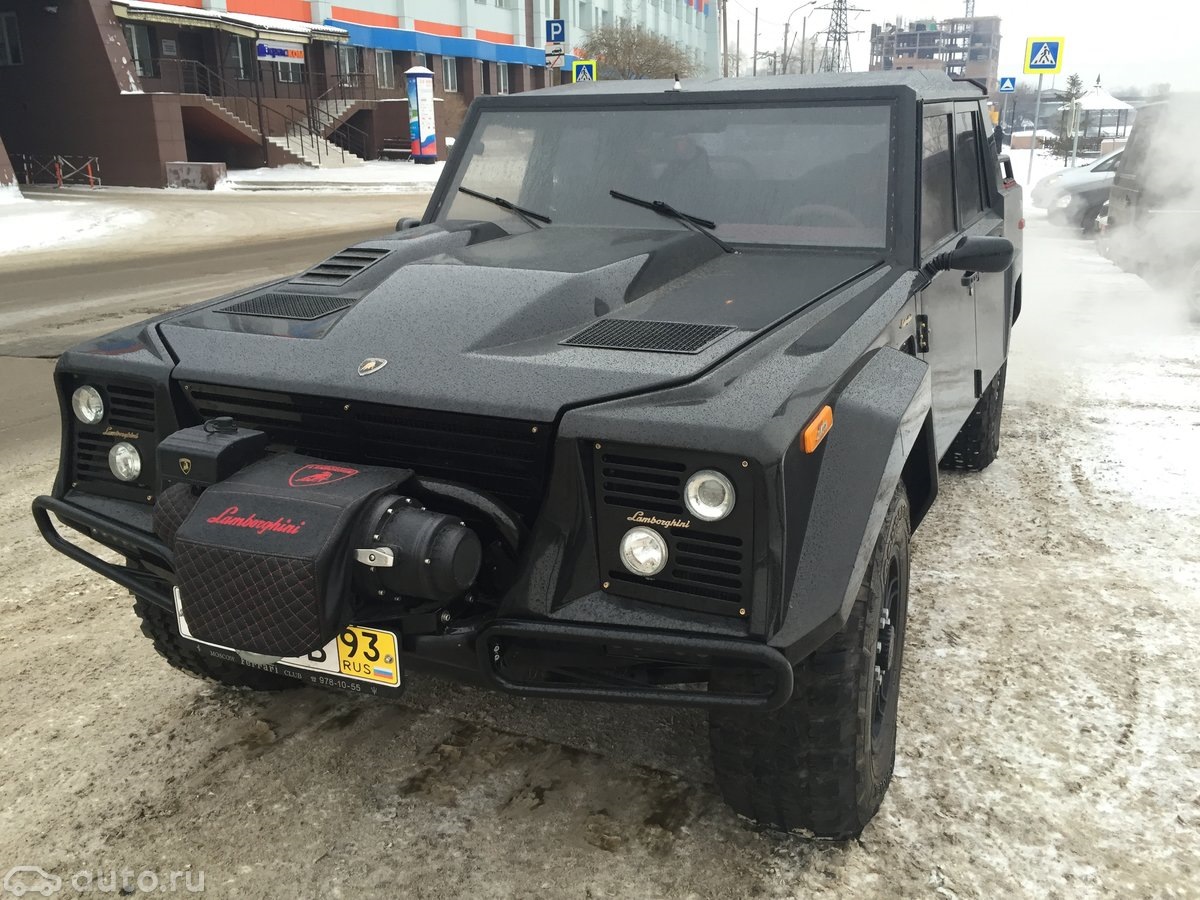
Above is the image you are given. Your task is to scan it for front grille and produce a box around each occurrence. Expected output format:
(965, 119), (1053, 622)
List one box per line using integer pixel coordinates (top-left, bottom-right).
(563, 320), (735, 354)
(183, 383), (551, 524)
(593, 447), (753, 618)
(71, 381), (157, 501)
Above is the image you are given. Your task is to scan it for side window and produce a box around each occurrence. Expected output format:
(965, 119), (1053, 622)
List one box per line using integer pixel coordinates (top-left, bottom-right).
(921, 114), (955, 255)
(954, 111), (985, 225)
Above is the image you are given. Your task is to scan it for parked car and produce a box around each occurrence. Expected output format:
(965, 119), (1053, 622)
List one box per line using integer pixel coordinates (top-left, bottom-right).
(1105, 95), (1200, 277)
(33, 72), (1021, 840)
(1031, 149), (1123, 231)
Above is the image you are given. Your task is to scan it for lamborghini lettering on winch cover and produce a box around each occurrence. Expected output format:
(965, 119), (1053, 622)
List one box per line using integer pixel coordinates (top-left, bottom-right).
(34, 71), (1023, 838)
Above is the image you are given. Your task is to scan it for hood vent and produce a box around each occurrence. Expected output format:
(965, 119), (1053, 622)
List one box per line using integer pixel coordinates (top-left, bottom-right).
(291, 247), (391, 287)
(223, 293), (353, 321)
(563, 319), (734, 355)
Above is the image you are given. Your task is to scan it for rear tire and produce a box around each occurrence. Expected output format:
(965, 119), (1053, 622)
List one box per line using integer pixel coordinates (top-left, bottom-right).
(941, 362), (1006, 471)
(708, 484), (911, 838)
(133, 596), (300, 691)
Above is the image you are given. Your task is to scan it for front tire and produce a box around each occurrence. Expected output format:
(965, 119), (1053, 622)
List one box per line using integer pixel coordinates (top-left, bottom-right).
(708, 484), (911, 838)
(941, 362), (1007, 471)
(133, 596), (300, 691)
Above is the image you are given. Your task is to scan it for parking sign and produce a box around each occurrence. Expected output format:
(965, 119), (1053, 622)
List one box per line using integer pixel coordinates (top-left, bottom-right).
(546, 19), (565, 43)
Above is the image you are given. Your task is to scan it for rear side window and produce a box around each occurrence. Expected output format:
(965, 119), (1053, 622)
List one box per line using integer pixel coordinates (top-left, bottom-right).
(954, 111), (985, 225)
(921, 114), (955, 255)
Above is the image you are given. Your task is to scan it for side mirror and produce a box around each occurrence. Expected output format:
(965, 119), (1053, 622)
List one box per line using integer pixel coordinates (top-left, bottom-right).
(926, 234), (1014, 277)
(395, 217), (423, 232)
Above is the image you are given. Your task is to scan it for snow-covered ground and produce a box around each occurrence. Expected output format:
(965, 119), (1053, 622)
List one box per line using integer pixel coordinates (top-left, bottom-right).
(218, 159), (446, 193)
(0, 188), (148, 255)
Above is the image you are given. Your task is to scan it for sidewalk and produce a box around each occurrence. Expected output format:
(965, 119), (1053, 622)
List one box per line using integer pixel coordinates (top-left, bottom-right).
(219, 159), (447, 192)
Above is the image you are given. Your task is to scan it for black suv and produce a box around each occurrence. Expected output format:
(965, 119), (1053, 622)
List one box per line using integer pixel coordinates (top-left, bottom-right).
(35, 71), (1022, 838)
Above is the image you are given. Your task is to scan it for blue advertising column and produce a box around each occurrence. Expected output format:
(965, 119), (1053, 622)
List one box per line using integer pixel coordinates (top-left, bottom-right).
(405, 66), (437, 164)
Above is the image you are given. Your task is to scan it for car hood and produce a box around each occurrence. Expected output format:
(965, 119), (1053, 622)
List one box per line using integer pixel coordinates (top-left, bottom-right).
(159, 225), (884, 421)
(1035, 167), (1113, 194)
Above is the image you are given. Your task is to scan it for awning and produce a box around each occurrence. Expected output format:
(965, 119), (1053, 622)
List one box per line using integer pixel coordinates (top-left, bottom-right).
(112, 0), (349, 43)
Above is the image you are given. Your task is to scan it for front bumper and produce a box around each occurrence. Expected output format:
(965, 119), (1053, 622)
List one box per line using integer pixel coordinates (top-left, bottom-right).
(33, 495), (793, 711)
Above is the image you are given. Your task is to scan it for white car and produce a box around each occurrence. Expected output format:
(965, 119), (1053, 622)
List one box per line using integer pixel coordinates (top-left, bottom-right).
(1030, 149), (1123, 211)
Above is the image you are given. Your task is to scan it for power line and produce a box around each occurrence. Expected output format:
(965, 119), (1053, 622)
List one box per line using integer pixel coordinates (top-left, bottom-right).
(817, 0), (866, 72)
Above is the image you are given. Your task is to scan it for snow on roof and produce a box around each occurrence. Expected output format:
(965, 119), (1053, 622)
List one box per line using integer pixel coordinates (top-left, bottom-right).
(1062, 86), (1136, 112)
(112, 0), (348, 42)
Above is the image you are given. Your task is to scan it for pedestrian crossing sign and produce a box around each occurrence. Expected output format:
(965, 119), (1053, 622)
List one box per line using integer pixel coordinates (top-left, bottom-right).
(572, 60), (597, 82)
(1024, 37), (1064, 74)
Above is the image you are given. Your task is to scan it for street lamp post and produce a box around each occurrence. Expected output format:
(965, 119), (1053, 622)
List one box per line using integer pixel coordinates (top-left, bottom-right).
(782, 1), (818, 74)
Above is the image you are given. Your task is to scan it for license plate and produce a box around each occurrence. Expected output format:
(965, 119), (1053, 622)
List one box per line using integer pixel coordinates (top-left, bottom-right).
(173, 587), (403, 696)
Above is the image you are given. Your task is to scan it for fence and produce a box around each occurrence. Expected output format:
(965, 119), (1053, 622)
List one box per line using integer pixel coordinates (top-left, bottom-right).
(18, 155), (102, 187)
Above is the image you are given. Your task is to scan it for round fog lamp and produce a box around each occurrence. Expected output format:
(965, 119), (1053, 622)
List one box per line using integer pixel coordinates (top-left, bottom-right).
(108, 442), (142, 482)
(71, 385), (105, 425)
(1054, 194), (1074, 209)
(619, 526), (668, 577)
(684, 469), (736, 522)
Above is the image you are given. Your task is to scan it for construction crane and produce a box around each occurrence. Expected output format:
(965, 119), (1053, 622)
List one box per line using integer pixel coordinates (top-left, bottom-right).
(964, 0), (975, 16)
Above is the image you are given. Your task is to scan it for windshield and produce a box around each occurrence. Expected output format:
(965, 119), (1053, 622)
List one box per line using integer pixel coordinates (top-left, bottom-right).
(439, 103), (894, 248)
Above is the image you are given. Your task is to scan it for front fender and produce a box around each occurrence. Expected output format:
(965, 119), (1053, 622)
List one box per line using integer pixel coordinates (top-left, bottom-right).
(770, 346), (933, 662)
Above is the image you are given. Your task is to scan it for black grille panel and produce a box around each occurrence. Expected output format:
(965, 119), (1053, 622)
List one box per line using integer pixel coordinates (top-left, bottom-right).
(183, 383), (551, 524)
(563, 320), (734, 354)
(592, 445), (753, 618)
(600, 453), (686, 515)
(291, 247), (390, 287)
(71, 381), (157, 501)
(223, 293), (353, 321)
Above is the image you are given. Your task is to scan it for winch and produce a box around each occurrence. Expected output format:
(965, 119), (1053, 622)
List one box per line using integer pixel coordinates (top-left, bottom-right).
(153, 421), (482, 657)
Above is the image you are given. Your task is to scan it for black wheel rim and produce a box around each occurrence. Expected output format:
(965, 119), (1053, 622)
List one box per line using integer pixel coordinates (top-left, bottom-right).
(872, 555), (903, 748)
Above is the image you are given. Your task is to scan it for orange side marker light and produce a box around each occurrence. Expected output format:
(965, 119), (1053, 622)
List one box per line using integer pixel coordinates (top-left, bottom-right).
(803, 406), (834, 454)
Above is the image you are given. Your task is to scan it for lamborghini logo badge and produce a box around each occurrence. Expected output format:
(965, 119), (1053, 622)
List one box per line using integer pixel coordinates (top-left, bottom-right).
(358, 358), (388, 376)
(179, 458), (192, 476)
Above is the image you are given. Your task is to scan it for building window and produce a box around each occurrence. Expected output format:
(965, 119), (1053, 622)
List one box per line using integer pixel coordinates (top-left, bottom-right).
(228, 35), (254, 80)
(376, 49), (395, 89)
(123, 24), (157, 77)
(276, 60), (303, 83)
(0, 12), (22, 66)
(338, 45), (364, 75)
(497, 62), (510, 94)
(412, 51), (428, 68)
(442, 56), (458, 91)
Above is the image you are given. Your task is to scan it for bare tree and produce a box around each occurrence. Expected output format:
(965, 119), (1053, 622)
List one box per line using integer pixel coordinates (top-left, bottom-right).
(580, 21), (704, 80)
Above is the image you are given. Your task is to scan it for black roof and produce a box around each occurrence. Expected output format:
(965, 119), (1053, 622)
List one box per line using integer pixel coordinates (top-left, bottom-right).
(530, 70), (985, 102)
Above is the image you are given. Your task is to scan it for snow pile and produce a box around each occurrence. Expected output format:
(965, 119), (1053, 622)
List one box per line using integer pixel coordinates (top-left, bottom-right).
(219, 160), (446, 193)
(0, 184), (26, 206)
(0, 196), (148, 256)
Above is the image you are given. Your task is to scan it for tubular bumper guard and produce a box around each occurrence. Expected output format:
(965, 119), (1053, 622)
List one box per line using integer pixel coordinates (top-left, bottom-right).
(34, 495), (795, 712)
(33, 495), (175, 610)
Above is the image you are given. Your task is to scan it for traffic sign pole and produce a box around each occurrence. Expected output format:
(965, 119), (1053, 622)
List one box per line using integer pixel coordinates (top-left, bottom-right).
(1027, 73), (1043, 184)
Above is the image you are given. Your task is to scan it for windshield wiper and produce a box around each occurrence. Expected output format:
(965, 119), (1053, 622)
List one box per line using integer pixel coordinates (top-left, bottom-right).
(458, 186), (550, 230)
(608, 189), (735, 254)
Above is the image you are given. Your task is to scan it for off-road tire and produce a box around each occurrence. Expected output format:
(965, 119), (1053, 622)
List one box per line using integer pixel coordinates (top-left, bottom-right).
(941, 362), (1007, 471)
(708, 484), (911, 839)
(133, 596), (300, 691)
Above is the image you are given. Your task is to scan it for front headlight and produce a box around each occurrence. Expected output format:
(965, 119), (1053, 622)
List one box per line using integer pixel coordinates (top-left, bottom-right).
(684, 469), (736, 522)
(619, 526), (668, 577)
(108, 442), (142, 482)
(71, 385), (105, 424)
